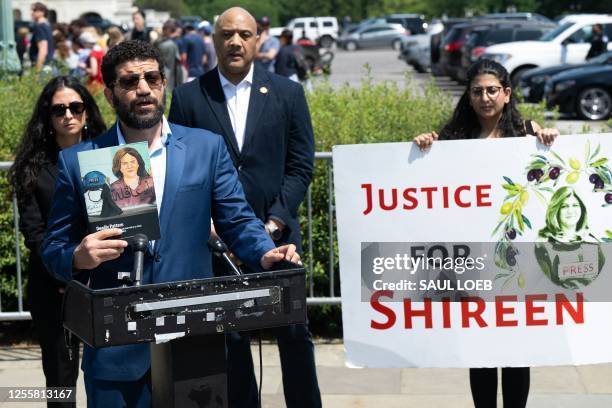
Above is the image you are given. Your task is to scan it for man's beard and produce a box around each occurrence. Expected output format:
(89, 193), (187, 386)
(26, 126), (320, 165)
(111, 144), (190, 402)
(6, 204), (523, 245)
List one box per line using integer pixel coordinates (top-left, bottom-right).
(113, 91), (165, 129)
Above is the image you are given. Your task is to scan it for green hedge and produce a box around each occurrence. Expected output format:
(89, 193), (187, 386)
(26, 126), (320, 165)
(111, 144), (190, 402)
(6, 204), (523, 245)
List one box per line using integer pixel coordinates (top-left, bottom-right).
(0, 70), (548, 336)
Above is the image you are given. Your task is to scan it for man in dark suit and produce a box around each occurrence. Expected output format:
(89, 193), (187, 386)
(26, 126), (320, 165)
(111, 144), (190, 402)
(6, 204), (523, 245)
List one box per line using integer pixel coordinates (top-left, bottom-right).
(41, 40), (301, 407)
(168, 7), (321, 408)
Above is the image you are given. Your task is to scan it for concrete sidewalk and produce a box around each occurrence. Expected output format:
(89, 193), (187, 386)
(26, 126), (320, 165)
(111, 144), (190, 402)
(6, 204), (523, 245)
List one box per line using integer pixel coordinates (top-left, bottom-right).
(1, 342), (612, 407)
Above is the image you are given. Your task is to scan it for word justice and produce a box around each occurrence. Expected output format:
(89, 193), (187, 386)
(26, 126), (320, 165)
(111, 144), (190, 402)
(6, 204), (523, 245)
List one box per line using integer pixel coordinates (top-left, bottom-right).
(361, 184), (492, 215)
(370, 290), (584, 329)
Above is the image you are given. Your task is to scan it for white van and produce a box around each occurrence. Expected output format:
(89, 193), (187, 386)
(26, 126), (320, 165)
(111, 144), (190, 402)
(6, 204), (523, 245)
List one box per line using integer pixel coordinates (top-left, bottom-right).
(270, 17), (339, 48)
(482, 15), (612, 83)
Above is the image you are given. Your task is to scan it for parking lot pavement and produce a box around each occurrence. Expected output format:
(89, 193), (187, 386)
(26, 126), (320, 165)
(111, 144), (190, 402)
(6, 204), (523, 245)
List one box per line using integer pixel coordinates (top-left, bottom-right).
(322, 48), (610, 134)
(3, 344), (612, 407)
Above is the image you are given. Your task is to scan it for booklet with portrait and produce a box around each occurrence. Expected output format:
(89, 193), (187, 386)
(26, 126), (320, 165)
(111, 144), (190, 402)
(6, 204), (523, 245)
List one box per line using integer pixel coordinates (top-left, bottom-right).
(77, 141), (161, 240)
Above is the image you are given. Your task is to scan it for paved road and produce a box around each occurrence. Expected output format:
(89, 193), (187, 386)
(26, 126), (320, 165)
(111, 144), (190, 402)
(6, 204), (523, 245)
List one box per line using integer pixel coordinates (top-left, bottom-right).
(2, 344), (612, 407)
(320, 48), (610, 134)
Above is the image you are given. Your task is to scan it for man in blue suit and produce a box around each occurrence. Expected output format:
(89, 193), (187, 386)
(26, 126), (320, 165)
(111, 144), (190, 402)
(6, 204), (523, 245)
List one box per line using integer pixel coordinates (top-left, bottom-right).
(169, 7), (321, 408)
(41, 40), (301, 407)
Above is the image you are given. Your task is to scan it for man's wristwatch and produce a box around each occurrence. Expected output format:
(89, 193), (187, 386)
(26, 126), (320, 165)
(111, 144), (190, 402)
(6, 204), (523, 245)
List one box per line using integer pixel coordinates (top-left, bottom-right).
(265, 220), (283, 240)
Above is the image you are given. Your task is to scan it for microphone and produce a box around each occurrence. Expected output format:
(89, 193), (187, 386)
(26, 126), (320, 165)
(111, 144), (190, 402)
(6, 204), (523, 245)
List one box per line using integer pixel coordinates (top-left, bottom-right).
(208, 236), (242, 276)
(131, 234), (148, 286)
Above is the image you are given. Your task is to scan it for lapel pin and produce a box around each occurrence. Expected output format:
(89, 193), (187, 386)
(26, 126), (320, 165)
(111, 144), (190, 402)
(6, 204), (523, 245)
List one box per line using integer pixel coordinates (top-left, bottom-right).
(259, 86), (268, 94)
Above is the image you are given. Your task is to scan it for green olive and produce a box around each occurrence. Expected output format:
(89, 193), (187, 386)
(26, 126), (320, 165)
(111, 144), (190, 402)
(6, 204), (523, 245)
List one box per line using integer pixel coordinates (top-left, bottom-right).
(500, 202), (512, 215)
(569, 158), (581, 170)
(566, 171), (580, 184)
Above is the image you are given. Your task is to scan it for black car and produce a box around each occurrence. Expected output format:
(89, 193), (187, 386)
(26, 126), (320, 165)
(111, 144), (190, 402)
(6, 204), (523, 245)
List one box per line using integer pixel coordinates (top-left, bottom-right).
(545, 65), (612, 120)
(520, 51), (612, 103)
(439, 21), (499, 80)
(457, 21), (556, 83)
(430, 18), (469, 76)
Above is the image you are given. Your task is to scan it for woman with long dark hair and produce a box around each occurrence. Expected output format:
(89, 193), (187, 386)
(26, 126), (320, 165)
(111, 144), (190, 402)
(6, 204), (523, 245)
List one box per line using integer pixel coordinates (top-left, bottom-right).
(9, 76), (106, 407)
(414, 59), (560, 408)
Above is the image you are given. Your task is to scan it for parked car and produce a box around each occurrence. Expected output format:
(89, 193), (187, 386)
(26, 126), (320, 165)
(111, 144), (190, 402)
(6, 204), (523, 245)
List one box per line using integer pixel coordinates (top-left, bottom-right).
(521, 51), (612, 103)
(270, 16), (339, 48)
(483, 15), (612, 85)
(545, 64), (612, 120)
(456, 21), (556, 82)
(480, 12), (553, 23)
(438, 21), (499, 79)
(430, 18), (469, 76)
(384, 14), (427, 34)
(338, 23), (407, 51)
(399, 21), (444, 72)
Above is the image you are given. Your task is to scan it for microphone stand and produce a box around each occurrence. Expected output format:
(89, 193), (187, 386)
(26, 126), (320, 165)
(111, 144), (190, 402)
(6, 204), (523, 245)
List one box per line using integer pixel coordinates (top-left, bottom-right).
(208, 236), (242, 276)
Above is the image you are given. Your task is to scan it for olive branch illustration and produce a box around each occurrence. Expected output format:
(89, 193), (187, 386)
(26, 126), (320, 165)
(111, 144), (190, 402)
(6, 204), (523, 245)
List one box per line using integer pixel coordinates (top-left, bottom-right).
(491, 141), (612, 289)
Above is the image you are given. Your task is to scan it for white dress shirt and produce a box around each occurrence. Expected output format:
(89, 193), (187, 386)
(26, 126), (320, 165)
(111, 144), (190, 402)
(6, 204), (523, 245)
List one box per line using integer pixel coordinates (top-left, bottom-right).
(218, 64), (254, 151)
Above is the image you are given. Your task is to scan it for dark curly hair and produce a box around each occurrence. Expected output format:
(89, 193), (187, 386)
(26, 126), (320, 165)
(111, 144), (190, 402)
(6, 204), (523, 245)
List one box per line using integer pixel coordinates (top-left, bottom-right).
(439, 59), (527, 140)
(101, 40), (165, 88)
(9, 76), (107, 205)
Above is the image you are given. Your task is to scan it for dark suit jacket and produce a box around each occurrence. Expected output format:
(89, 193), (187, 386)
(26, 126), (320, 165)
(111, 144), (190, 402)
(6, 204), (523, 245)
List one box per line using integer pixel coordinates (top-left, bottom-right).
(169, 65), (314, 249)
(41, 122), (275, 381)
(18, 161), (67, 291)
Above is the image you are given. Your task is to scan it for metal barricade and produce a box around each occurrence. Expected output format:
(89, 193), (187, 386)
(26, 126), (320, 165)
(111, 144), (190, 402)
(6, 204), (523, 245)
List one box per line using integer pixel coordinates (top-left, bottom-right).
(0, 154), (340, 321)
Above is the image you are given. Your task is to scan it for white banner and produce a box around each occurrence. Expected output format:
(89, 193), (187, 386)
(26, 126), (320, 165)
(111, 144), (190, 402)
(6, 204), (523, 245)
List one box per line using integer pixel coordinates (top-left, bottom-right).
(333, 134), (612, 368)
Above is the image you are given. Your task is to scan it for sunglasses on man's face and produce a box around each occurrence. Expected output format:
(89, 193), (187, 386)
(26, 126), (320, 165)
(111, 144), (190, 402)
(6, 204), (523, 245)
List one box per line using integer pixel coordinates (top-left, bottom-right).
(115, 71), (164, 90)
(50, 102), (86, 118)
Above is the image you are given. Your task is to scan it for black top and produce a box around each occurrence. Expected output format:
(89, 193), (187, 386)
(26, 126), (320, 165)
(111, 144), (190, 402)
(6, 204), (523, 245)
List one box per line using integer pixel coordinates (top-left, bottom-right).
(587, 32), (607, 60)
(130, 28), (152, 43)
(275, 45), (299, 78)
(29, 22), (54, 65)
(18, 161), (66, 289)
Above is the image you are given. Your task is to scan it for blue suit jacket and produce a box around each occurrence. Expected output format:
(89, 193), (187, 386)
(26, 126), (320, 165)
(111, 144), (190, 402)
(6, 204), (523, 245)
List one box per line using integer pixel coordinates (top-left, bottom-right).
(41, 122), (275, 381)
(169, 65), (314, 250)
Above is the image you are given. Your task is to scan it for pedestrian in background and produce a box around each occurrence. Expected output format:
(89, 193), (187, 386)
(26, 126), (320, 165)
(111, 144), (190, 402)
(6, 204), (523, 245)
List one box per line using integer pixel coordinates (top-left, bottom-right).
(181, 24), (206, 81)
(275, 29), (300, 82)
(156, 20), (183, 92)
(106, 26), (125, 50)
(29, 2), (55, 72)
(586, 24), (609, 60)
(198, 21), (216, 73)
(128, 10), (152, 43)
(255, 16), (279, 72)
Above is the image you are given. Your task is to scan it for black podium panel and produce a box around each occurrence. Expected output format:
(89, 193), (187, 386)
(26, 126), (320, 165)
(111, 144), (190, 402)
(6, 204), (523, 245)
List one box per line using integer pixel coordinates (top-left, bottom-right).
(63, 268), (307, 347)
(150, 334), (227, 408)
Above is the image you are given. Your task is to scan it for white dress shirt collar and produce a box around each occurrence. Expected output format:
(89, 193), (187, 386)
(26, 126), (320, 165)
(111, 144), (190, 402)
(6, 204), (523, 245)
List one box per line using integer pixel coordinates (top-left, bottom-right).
(218, 63), (254, 89)
(217, 64), (254, 152)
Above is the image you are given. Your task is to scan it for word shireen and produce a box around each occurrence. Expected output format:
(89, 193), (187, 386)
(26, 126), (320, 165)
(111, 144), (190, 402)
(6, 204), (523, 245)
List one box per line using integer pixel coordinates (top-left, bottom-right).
(361, 184), (492, 215)
(370, 291), (584, 329)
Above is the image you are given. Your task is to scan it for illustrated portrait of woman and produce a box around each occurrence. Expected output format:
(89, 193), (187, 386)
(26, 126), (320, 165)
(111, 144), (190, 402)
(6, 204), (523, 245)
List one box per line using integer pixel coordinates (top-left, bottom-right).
(110, 147), (156, 208)
(538, 186), (591, 243)
(535, 186), (604, 289)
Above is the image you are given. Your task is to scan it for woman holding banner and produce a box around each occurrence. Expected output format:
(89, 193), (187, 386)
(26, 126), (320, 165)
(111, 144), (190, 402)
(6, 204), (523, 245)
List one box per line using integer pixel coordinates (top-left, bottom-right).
(414, 59), (560, 408)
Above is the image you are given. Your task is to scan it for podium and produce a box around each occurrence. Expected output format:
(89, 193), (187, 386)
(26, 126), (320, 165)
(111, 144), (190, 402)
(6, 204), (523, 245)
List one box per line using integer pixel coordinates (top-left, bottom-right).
(62, 267), (307, 407)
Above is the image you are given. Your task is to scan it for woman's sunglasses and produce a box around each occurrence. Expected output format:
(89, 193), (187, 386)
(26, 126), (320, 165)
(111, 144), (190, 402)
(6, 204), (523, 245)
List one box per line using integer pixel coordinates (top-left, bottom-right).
(115, 71), (164, 90)
(469, 86), (503, 98)
(50, 102), (86, 118)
